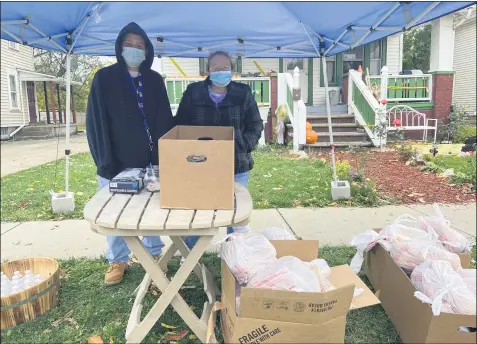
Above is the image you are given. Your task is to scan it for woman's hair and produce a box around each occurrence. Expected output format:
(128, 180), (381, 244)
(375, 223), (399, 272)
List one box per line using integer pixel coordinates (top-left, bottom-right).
(207, 50), (234, 71)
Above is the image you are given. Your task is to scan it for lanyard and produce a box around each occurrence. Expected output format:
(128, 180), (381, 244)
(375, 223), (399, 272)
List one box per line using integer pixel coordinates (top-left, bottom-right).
(128, 72), (153, 168)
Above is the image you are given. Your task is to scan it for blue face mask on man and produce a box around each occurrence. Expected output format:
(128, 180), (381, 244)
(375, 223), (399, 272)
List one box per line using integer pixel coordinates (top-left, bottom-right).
(210, 71), (232, 87)
(122, 47), (146, 68)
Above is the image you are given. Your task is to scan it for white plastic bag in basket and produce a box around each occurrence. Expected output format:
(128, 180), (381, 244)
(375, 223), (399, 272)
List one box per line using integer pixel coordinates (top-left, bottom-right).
(418, 203), (471, 253)
(305, 259), (336, 292)
(411, 260), (476, 316)
(218, 234), (277, 284)
(260, 227), (296, 240)
(390, 239), (462, 272)
(248, 256), (321, 292)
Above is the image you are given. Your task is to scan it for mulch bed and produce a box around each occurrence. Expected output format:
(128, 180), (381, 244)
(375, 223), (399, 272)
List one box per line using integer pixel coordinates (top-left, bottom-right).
(313, 151), (476, 204)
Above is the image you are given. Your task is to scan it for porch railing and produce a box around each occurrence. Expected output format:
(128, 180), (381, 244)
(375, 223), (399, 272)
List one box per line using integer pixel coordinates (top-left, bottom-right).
(277, 67), (306, 151)
(165, 77), (271, 108)
(348, 69), (383, 147)
(368, 74), (432, 102)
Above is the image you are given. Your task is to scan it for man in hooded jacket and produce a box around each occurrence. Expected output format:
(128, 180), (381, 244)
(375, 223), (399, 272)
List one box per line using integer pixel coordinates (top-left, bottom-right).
(86, 22), (174, 286)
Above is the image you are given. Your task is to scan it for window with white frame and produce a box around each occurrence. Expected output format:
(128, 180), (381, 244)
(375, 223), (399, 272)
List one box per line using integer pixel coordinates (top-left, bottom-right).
(326, 56), (336, 84)
(7, 72), (19, 109)
(8, 41), (19, 50)
(342, 46), (364, 74)
(370, 41), (381, 75)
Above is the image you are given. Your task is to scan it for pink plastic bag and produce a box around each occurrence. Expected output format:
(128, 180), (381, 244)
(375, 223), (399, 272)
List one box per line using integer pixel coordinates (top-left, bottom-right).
(248, 256), (321, 292)
(418, 204), (470, 253)
(411, 260), (476, 315)
(458, 269), (476, 295)
(390, 239), (462, 271)
(305, 259), (336, 292)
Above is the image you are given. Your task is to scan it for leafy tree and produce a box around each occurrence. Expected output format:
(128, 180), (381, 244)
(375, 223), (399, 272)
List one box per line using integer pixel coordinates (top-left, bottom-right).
(402, 24), (431, 73)
(34, 50), (113, 112)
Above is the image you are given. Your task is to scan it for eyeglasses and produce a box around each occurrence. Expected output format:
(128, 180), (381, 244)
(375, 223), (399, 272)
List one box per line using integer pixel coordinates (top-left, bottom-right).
(209, 66), (232, 72)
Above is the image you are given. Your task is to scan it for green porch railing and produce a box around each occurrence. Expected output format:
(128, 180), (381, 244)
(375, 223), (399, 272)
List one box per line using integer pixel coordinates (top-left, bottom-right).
(165, 77), (271, 107)
(352, 82), (375, 125)
(369, 75), (432, 102)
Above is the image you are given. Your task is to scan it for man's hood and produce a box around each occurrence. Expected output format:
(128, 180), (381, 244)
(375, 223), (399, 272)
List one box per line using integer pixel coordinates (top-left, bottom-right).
(115, 22), (154, 70)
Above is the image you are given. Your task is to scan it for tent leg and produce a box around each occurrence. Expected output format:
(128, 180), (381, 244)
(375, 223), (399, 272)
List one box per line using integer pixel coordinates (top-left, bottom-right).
(321, 56), (337, 182)
(65, 52), (71, 194)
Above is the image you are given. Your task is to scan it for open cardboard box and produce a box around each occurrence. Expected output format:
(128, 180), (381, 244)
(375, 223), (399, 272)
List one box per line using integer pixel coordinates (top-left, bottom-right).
(221, 240), (381, 343)
(365, 239), (476, 343)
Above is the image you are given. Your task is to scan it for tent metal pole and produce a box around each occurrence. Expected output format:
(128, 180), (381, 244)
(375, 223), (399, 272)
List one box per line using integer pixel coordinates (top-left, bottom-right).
(73, 44), (115, 54)
(0, 20), (28, 25)
(404, 2), (440, 30)
(1, 26), (23, 43)
(27, 32), (67, 45)
(321, 56), (337, 182)
(322, 36), (350, 49)
(324, 28), (349, 56)
(64, 52), (71, 194)
(27, 23), (67, 52)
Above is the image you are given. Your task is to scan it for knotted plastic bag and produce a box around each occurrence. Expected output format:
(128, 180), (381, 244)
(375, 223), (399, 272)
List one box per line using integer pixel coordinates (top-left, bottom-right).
(418, 203), (471, 253)
(411, 260), (476, 315)
(261, 227), (296, 240)
(218, 234), (277, 284)
(305, 259), (336, 292)
(247, 256), (321, 292)
(390, 239), (462, 272)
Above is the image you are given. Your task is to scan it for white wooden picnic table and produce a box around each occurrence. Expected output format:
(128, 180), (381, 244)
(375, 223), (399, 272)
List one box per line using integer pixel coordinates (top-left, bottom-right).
(83, 181), (253, 344)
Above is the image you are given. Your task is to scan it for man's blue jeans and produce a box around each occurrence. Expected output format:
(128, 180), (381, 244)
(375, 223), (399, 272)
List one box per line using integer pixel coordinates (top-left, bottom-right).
(183, 172), (250, 250)
(98, 176), (165, 263)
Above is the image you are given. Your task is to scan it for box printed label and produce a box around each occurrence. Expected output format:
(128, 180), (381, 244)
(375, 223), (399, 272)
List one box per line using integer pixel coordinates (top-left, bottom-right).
(238, 325), (282, 344)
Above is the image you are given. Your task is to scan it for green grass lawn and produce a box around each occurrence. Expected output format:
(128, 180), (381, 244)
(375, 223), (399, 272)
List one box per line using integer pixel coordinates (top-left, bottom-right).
(423, 153), (476, 190)
(0, 246), (402, 344)
(1, 147), (386, 222)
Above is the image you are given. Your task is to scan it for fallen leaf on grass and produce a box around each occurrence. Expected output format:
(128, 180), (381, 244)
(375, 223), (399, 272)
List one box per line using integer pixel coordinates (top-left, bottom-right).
(189, 334), (197, 340)
(19, 200), (32, 208)
(42, 329), (52, 335)
(180, 285), (197, 290)
(189, 306), (197, 311)
(272, 186), (283, 191)
(161, 323), (177, 329)
(110, 337), (114, 344)
(328, 202), (338, 207)
(292, 200), (301, 207)
(87, 336), (104, 344)
(167, 330), (189, 341)
(52, 310), (73, 328)
(263, 173), (272, 178)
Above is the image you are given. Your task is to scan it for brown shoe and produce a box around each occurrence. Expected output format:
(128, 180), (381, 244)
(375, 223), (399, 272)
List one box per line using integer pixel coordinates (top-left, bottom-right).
(104, 262), (128, 286)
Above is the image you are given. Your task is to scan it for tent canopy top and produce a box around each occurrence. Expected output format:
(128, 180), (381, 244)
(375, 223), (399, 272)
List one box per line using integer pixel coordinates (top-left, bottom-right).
(1, 1), (473, 58)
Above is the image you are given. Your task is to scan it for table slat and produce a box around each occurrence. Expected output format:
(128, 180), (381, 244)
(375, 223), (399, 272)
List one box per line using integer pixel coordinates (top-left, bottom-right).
(191, 210), (215, 229)
(233, 183), (253, 225)
(213, 210), (234, 227)
(117, 192), (152, 229)
(139, 192), (169, 230)
(165, 210), (195, 230)
(84, 187), (112, 223)
(96, 194), (132, 228)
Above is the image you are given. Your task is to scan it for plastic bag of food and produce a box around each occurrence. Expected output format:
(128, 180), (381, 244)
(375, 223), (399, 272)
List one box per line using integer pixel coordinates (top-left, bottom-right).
(418, 203), (471, 253)
(248, 256), (321, 292)
(390, 239), (462, 272)
(458, 269), (476, 295)
(219, 234), (277, 284)
(260, 227), (296, 240)
(305, 259), (336, 292)
(349, 229), (387, 273)
(411, 260), (476, 315)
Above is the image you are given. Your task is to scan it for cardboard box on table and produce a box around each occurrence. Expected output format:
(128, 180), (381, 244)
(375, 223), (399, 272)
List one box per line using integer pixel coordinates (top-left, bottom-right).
(159, 126), (235, 210)
(220, 240), (381, 344)
(364, 232), (475, 344)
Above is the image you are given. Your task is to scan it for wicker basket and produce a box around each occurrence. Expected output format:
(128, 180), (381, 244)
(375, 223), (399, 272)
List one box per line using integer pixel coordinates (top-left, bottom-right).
(1, 258), (60, 331)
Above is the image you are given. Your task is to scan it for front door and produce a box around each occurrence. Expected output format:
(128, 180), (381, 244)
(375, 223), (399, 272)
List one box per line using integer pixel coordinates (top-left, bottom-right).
(26, 81), (38, 123)
(285, 58), (308, 104)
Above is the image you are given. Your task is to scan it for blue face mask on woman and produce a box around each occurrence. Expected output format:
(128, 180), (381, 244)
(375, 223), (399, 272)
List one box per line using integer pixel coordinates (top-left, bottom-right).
(210, 71), (232, 87)
(122, 47), (146, 68)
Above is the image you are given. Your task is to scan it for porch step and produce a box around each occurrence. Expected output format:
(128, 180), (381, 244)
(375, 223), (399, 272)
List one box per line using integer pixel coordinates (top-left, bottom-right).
(13, 124), (78, 141)
(303, 141), (373, 149)
(306, 114), (356, 125)
(14, 135), (50, 141)
(307, 104), (347, 115)
(315, 132), (368, 142)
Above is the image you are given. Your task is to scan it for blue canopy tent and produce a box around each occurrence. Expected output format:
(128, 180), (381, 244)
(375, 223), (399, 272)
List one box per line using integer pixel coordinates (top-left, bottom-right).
(1, 1), (473, 207)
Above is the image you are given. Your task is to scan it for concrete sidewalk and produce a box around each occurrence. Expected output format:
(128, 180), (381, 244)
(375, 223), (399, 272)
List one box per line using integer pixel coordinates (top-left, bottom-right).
(1, 204), (475, 261)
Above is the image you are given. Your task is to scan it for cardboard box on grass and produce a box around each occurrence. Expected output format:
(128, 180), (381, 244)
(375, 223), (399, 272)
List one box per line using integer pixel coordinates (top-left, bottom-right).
(364, 228), (472, 292)
(220, 240), (381, 344)
(365, 243), (476, 344)
(159, 126), (234, 210)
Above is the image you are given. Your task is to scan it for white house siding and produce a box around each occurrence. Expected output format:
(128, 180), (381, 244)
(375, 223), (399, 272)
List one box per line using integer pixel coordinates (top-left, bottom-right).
(242, 58), (279, 74)
(1, 40), (34, 131)
(453, 17), (476, 113)
(386, 33), (403, 75)
(161, 57), (200, 77)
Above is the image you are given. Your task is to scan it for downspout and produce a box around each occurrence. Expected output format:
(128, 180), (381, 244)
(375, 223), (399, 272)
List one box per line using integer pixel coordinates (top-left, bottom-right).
(9, 74), (27, 138)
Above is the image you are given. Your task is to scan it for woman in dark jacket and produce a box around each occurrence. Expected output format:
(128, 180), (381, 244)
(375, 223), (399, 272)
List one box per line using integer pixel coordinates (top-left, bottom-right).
(86, 22), (174, 286)
(175, 51), (264, 250)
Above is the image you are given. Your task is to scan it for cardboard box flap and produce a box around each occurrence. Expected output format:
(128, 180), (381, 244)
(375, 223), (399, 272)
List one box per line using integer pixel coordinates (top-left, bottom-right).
(269, 240), (319, 262)
(239, 284), (354, 325)
(329, 265), (381, 309)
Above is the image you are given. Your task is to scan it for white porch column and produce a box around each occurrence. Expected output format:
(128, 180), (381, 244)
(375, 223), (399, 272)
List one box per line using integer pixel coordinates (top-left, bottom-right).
(429, 14), (455, 72)
(292, 67), (300, 152)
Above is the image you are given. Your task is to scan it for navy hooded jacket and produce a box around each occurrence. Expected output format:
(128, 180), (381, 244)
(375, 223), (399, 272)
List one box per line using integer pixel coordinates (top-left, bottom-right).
(86, 22), (174, 180)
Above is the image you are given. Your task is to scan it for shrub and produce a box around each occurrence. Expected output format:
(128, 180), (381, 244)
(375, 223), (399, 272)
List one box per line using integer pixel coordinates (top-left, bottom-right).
(420, 162), (440, 173)
(437, 104), (468, 142)
(455, 125), (477, 144)
(395, 143), (419, 162)
(336, 160), (351, 181)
